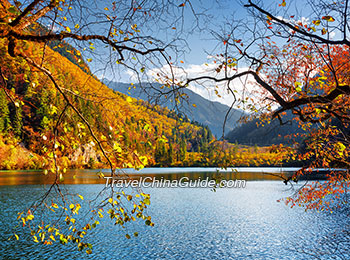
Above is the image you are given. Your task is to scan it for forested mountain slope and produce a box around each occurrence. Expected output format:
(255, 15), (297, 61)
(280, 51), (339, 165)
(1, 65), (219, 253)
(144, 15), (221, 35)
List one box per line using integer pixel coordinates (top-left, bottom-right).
(105, 81), (245, 138)
(225, 111), (307, 146)
(0, 37), (213, 169)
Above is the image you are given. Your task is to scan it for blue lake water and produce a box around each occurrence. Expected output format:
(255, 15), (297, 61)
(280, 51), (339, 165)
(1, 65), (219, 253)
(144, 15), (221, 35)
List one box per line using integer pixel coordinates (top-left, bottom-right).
(0, 168), (349, 259)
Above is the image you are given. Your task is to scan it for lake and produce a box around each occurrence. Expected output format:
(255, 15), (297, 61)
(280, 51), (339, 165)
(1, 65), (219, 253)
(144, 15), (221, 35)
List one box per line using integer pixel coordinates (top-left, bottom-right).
(0, 168), (349, 259)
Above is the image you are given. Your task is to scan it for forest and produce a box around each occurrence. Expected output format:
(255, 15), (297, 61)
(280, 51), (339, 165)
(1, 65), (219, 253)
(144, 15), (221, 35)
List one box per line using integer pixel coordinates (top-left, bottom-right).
(0, 19), (291, 170)
(0, 0), (350, 257)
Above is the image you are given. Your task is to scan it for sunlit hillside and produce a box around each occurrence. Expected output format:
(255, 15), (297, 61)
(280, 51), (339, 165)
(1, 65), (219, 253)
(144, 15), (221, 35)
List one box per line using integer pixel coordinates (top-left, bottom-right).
(0, 35), (214, 170)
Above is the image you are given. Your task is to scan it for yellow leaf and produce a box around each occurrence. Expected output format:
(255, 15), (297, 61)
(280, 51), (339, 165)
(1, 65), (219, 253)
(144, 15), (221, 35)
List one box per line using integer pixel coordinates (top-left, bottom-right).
(318, 76), (327, 82)
(78, 194), (84, 200)
(97, 171), (105, 179)
(126, 96), (133, 103)
(322, 16), (335, 22)
(312, 20), (321, 26)
(65, 26), (71, 33)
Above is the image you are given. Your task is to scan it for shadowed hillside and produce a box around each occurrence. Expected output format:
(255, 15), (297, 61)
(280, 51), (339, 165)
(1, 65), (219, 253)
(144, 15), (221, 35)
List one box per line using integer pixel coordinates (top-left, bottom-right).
(225, 111), (307, 146)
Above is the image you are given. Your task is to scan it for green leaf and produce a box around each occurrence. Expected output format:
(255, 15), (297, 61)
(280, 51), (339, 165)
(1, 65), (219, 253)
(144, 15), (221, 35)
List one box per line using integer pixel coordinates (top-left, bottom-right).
(8, 6), (17, 14)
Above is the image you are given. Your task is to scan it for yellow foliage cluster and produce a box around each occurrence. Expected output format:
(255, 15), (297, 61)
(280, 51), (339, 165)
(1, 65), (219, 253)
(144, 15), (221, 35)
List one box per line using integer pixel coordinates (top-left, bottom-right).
(0, 36), (211, 170)
(0, 137), (44, 169)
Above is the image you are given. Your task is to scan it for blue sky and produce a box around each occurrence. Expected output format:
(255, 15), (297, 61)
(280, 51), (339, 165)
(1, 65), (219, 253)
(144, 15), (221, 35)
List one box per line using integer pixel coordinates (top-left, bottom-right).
(87, 0), (250, 81)
(178, 0), (247, 64)
(87, 0), (254, 107)
(69, 0), (318, 107)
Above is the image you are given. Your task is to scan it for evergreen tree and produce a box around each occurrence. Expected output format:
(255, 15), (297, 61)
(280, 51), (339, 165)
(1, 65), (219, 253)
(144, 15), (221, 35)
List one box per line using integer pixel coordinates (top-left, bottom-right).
(167, 141), (174, 165)
(0, 91), (10, 134)
(179, 138), (186, 162)
(9, 103), (23, 137)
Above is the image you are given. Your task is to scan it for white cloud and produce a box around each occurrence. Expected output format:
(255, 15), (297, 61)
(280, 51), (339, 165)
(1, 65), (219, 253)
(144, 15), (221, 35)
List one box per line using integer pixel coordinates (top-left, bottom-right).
(133, 59), (272, 111)
(275, 16), (310, 26)
(125, 69), (139, 82)
(46, 23), (60, 33)
(329, 31), (336, 39)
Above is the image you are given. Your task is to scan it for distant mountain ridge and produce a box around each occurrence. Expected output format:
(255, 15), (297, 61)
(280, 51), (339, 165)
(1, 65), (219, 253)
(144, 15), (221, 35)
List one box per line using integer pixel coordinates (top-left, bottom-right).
(104, 81), (245, 138)
(225, 110), (307, 145)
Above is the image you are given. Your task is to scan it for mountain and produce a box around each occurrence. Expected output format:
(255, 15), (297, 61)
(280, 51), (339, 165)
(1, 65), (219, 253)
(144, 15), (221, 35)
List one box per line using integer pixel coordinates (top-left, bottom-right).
(0, 31), (214, 169)
(225, 110), (308, 146)
(104, 81), (245, 138)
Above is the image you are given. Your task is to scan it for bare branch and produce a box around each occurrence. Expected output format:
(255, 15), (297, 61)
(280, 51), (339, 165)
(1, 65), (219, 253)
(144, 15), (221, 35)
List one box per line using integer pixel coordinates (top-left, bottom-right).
(245, 0), (350, 46)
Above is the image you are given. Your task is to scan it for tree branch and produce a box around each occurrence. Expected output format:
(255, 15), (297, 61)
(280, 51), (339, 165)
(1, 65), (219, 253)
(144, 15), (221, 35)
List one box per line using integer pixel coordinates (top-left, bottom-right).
(8, 31), (165, 61)
(16, 52), (116, 174)
(16, 0), (58, 30)
(273, 84), (350, 117)
(9, 0), (42, 27)
(245, 0), (350, 46)
(185, 70), (288, 107)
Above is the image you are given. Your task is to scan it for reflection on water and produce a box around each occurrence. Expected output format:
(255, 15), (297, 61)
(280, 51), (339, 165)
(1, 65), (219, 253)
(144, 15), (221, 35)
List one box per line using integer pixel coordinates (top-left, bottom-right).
(0, 167), (295, 186)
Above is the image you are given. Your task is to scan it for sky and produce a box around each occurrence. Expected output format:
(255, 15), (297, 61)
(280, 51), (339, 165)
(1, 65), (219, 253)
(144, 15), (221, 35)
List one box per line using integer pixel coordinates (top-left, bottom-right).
(34, 0), (331, 108)
(80, 0), (319, 108)
(96, 0), (253, 107)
